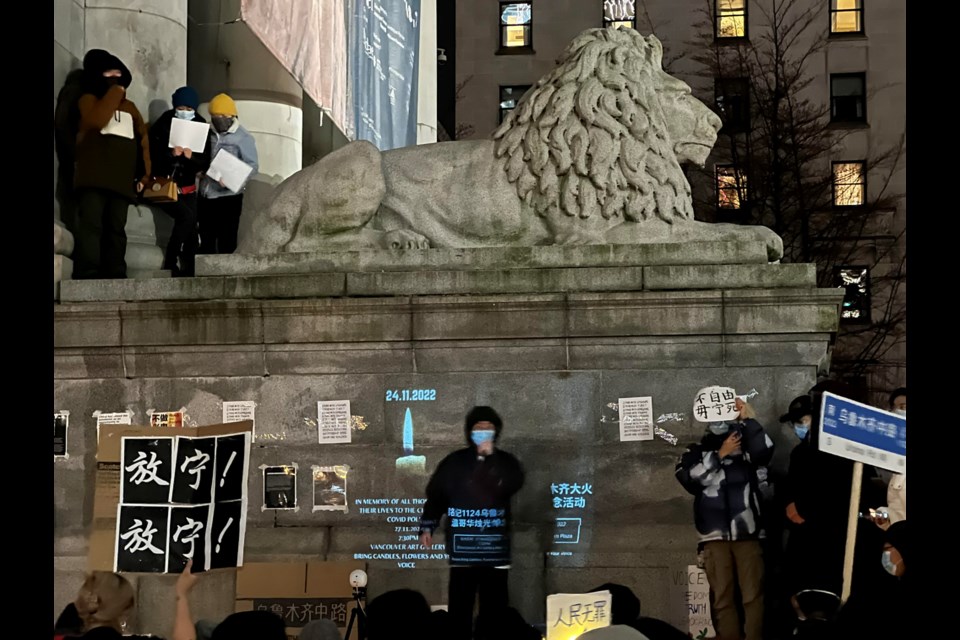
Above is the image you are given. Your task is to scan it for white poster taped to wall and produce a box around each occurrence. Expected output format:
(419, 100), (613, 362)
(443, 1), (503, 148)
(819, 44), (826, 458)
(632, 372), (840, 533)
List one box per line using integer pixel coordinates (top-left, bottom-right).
(618, 396), (654, 441)
(318, 400), (352, 444)
(223, 401), (257, 439)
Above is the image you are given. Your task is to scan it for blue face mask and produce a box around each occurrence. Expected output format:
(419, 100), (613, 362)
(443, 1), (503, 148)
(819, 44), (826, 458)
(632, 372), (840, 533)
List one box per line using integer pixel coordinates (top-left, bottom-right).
(881, 550), (898, 576)
(794, 424), (809, 440)
(471, 430), (496, 446)
(708, 422), (730, 435)
(174, 109), (195, 120)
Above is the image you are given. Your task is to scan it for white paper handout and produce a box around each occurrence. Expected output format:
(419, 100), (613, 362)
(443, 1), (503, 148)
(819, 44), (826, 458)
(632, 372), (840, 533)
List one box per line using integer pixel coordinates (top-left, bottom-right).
(168, 118), (210, 153)
(101, 111), (134, 139)
(318, 400), (352, 444)
(207, 149), (254, 193)
(619, 396), (654, 441)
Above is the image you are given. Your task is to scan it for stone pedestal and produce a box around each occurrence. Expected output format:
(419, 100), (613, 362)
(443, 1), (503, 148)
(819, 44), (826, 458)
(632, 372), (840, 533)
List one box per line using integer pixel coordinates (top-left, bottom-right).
(54, 242), (843, 634)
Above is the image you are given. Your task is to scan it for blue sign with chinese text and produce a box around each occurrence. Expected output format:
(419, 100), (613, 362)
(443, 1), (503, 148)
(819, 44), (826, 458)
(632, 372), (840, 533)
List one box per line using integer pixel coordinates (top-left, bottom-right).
(818, 392), (906, 472)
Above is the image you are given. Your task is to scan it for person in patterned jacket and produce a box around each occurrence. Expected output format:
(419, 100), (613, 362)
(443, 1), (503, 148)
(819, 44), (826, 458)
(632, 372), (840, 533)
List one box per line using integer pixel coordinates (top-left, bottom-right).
(676, 399), (775, 640)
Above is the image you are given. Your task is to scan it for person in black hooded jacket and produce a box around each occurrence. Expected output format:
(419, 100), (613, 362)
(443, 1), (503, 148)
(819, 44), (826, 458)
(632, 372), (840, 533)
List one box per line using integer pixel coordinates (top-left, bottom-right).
(73, 49), (151, 280)
(418, 406), (525, 640)
(149, 86), (210, 277)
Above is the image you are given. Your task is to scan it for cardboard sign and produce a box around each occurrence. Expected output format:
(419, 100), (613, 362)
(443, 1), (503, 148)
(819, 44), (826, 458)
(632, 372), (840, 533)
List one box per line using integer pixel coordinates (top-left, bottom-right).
(235, 562), (365, 639)
(89, 421), (253, 573)
(693, 386), (738, 423)
(669, 565), (717, 639)
(546, 590), (612, 640)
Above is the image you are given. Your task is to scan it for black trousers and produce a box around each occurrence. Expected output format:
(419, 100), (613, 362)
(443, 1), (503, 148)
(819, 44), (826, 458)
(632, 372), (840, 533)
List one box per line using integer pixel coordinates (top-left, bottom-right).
(74, 188), (129, 279)
(448, 566), (509, 640)
(198, 194), (243, 254)
(160, 193), (199, 277)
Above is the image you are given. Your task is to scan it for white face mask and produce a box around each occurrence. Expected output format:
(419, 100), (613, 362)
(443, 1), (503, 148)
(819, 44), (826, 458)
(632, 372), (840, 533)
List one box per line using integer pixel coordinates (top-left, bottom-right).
(894, 408), (906, 417)
(174, 109), (195, 120)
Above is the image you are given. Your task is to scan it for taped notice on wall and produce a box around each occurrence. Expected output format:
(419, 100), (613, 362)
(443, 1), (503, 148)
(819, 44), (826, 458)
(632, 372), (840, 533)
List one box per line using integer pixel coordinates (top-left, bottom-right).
(318, 401), (351, 444)
(54, 411), (69, 459)
(312, 465), (349, 512)
(223, 401), (257, 440)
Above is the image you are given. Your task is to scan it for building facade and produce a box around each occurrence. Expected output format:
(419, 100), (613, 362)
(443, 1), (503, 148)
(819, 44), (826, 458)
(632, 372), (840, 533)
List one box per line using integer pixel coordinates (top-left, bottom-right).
(449, 0), (906, 401)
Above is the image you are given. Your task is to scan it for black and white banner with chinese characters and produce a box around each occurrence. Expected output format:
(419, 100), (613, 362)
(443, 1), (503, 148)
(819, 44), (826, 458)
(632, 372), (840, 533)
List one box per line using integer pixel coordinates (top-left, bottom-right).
(115, 432), (251, 573)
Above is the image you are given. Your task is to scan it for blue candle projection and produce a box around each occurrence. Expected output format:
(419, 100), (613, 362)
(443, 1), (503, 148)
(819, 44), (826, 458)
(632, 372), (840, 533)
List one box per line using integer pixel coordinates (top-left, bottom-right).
(395, 408), (426, 475)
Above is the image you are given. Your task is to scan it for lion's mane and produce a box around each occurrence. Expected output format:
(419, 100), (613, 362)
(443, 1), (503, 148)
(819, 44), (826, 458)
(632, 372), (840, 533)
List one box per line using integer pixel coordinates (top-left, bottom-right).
(492, 28), (693, 223)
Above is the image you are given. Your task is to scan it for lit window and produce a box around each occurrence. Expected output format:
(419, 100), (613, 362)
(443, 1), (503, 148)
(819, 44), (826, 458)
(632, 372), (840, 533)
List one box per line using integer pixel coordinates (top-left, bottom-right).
(715, 78), (750, 132)
(830, 73), (866, 123)
(500, 2), (532, 49)
(833, 162), (866, 206)
(830, 0), (863, 35)
(499, 85), (531, 123)
(716, 0), (747, 39)
(835, 266), (870, 322)
(604, 0), (636, 29)
(716, 165), (747, 210)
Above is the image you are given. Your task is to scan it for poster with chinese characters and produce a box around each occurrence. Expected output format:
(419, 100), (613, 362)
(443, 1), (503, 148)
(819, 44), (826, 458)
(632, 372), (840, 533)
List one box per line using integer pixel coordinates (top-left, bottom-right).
(618, 396), (654, 441)
(318, 401), (352, 444)
(819, 392), (906, 473)
(546, 590), (612, 640)
(693, 386), (738, 422)
(150, 410), (185, 429)
(107, 421), (251, 574)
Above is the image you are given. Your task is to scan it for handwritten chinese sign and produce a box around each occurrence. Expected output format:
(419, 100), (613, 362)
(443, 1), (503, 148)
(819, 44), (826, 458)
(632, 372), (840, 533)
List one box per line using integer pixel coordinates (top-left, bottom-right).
(546, 590), (612, 640)
(693, 386), (738, 423)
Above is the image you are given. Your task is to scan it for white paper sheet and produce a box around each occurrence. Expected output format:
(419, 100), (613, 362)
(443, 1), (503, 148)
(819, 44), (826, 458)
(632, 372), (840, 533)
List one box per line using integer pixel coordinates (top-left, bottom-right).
(168, 118), (210, 153)
(207, 149), (254, 193)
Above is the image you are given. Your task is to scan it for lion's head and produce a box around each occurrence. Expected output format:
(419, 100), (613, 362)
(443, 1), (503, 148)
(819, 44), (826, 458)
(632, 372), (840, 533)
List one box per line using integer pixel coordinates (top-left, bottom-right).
(492, 28), (721, 223)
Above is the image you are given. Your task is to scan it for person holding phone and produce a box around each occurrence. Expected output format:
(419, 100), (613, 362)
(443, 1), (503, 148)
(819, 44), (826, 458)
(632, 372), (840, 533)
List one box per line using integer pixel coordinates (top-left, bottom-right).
(676, 398), (775, 640)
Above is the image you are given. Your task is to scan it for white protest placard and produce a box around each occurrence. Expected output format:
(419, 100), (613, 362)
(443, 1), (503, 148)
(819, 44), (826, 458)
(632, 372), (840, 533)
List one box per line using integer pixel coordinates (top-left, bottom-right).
(168, 118), (210, 153)
(101, 110), (133, 139)
(546, 590), (612, 640)
(318, 400), (352, 444)
(223, 401), (257, 439)
(207, 149), (254, 193)
(619, 396), (654, 441)
(693, 386), (739, 423)
(669, 565), (717, 639)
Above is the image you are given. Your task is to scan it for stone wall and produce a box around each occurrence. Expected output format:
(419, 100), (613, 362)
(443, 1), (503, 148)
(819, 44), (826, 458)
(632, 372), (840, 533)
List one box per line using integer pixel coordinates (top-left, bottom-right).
(54, 243), (843, 635)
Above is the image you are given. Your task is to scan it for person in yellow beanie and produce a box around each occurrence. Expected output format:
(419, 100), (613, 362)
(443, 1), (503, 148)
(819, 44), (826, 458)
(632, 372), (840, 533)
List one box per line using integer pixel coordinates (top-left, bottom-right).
(198, 93), (259, 254)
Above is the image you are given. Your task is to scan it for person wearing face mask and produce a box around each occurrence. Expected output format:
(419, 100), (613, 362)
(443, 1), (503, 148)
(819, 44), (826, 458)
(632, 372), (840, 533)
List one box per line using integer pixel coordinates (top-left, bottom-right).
(834, 520), (908, 640)
(73, 49), (151, 279)
(148, 86), (210, 277)
(197, 93), (259, 254)
(675, 399), (775, 640)
(418, 406), (525, 640)
(781, 381), (886, 603)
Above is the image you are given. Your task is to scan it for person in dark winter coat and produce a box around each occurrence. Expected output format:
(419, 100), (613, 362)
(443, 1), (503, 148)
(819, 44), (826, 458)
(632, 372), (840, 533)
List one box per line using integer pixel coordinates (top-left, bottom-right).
(73, 49), (151, 280)
(149, 86), (210, 277)
(418, 406), (526, 640)
(675, 399), (774, 640)
(781, 382), (886, 600)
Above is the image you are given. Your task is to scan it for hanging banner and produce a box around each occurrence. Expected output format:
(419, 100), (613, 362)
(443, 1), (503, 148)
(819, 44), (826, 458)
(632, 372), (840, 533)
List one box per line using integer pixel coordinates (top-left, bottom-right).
(350, 0), (421, 149)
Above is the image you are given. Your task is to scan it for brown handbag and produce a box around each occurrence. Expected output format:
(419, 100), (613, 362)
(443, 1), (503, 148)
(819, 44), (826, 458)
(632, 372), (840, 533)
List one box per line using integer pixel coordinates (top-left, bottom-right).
(142, 177), (178, 203)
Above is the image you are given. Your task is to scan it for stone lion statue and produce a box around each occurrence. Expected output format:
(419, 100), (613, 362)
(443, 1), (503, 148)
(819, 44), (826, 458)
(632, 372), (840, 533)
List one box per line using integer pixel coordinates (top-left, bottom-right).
(238, 28), (782, 260)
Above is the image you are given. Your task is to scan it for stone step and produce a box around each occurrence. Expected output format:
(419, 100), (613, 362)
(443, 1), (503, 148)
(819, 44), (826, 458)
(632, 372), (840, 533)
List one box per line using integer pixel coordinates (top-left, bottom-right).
(59, 263), (816, 303)
(195, 241), (771, 276)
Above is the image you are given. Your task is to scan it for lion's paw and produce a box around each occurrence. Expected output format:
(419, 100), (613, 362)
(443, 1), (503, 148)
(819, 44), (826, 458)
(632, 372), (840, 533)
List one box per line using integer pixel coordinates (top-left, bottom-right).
(381, 230), (432, 250)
